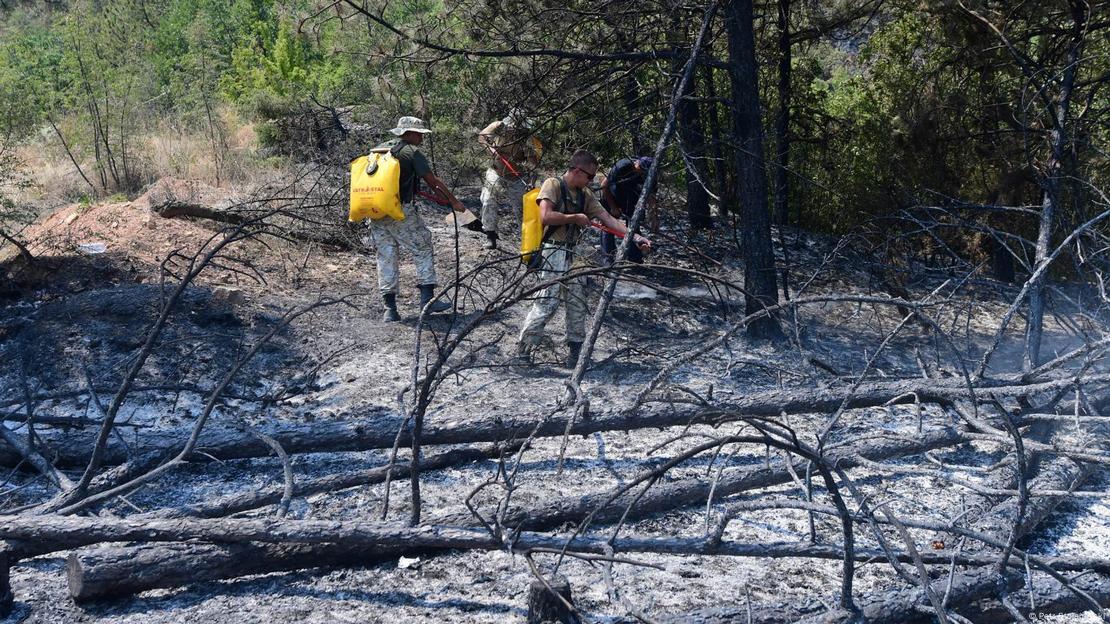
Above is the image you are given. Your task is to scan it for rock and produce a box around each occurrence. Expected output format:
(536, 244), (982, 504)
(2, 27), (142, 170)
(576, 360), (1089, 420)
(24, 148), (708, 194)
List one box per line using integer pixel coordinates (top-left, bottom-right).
(397, 556), (422, 570)
(312, 373), (339, 390)
(213, 198), (241, 211)
(213, 286), (245, 305)
(76, 243), (107, 255)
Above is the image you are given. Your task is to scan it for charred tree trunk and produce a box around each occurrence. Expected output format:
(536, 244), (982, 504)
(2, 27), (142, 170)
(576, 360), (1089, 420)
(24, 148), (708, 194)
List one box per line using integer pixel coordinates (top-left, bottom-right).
(1023, 1), (1086, 372)
(624, 74), (650, 156)
(67, 541), (401, 601)
(527, 576), (575, 624)
(982, 167), (1035, 283)
(724, 0), (782, 339)
(704, 64), (733, 217)
(619, 50), (650, 156)
(150, 443), (517, 519)
(680, 67), (712, 229)
(773, 0), (792, 299)
(9, 374), (1099, 470)
(434, 425), (967, 531)
(0, 548), (11, 617)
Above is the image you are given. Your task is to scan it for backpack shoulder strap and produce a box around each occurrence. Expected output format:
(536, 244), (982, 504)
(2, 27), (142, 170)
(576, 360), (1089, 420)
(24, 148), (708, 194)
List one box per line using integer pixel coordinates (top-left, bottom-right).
(554, 178), (588, 245)
(557, 178), (584, 214)
(534, 182), (556, 249)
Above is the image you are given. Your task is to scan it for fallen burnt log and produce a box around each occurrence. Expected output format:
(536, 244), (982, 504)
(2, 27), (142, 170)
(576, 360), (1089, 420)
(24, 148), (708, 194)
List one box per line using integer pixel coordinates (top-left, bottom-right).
(0, 422), (73, 490)
(62, 426), (969, 599)
(669, 426), (1095, 623)
(431, 426), (968, 529)
(31, 396), (1107, 606)
(155, 202), (358, 251)
(138, 177), (358, 251)
(8, 374), (1097, 469)
(921, 408), (1053, 548)
(813, 415), (1098, 624)
(150, 442), (519, 519)
(150, 200), (250, 225)
(56, 521), (1110, 603)
(973, 571), (1110, 620)
(67, 542), (407, 601)
(796, 449), (1092, 623)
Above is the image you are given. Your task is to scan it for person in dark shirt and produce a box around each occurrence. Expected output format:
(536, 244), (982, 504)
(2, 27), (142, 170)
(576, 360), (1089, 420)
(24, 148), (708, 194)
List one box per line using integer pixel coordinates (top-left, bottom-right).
(368, 116), (465, 321)
(599, 156), (655, 265)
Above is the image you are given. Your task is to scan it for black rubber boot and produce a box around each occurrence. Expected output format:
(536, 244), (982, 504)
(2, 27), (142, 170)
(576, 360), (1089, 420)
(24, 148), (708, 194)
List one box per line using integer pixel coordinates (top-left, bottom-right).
(483, 231), (498, 250)
(382, 293), (401, 322)
(565, 341), (583, 368)
(513, 339), (536, 365)
(418, 284), (451, 314)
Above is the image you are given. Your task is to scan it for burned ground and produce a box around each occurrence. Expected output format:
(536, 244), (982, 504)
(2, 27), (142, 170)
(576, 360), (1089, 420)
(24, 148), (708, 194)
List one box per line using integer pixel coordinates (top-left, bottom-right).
(0, 178), (1107, 623)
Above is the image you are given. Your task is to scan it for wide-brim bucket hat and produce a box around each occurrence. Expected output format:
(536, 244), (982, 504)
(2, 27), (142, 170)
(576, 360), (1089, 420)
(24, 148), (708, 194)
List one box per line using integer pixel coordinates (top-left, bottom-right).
(390, 116), (433, 136)
(502, 108), (532, 129)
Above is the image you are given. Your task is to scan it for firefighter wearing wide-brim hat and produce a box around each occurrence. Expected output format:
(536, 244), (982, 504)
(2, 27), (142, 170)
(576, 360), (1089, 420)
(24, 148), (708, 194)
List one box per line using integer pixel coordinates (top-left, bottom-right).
(369, 116), (465, 322)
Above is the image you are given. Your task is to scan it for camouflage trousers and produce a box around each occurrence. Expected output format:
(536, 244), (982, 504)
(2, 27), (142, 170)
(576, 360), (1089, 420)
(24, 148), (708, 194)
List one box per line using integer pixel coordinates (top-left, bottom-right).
(368, 202), (437, 295)
(479, 168), (530, 233)
(518, 242), (589, 347)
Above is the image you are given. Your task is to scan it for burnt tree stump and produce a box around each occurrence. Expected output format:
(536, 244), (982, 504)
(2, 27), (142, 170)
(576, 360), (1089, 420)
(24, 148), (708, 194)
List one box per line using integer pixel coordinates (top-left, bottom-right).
(527, 575), (576, 624)
(0, 546), (12, 617)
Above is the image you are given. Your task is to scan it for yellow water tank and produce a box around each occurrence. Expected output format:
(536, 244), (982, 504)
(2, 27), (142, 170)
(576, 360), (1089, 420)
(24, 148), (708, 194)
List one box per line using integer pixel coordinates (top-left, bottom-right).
(349, 152), (405, 222)
(520, 187), (542, 263)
